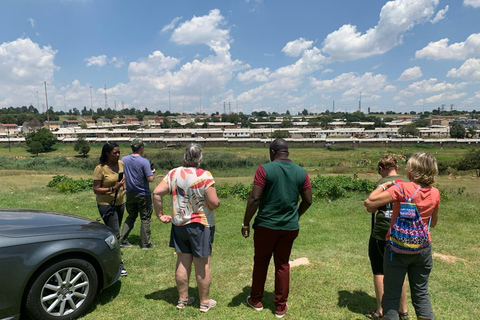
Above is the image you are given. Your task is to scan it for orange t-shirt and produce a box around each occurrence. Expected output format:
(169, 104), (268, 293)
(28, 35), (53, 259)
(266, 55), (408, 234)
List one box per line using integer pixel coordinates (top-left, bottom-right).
(386, 181), (440, 241)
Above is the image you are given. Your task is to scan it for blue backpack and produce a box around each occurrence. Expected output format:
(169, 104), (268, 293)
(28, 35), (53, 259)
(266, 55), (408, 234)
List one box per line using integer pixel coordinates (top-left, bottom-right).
(388, 183), (431, 254)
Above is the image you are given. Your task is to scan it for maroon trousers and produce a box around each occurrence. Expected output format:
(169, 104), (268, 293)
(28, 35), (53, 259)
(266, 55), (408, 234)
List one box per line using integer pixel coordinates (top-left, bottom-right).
(250, 226), (299, 312)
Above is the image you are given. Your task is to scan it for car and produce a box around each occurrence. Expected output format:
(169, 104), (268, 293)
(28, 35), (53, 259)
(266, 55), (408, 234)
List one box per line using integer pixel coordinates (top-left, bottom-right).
(0, 209), (123, 320)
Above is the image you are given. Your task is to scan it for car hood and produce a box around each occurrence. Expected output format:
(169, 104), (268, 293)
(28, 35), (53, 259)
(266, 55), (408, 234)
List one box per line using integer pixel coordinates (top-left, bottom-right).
(0, 209), (106, 238)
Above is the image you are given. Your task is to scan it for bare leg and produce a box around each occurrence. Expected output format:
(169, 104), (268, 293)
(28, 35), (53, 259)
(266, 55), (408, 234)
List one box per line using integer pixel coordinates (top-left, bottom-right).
(373, 274), (384, 314)
(193, 255), (211, 304)
(175, 253), (193, 302)
(399, 278), (408, 314)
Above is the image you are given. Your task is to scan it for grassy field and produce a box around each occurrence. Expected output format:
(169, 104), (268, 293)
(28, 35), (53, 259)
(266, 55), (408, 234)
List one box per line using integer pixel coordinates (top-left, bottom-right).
(1, 145), (479, 319)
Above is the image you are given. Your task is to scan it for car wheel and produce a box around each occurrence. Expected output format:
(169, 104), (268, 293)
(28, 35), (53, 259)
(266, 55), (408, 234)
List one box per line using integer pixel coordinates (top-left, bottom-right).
(25, 258), (98, 320)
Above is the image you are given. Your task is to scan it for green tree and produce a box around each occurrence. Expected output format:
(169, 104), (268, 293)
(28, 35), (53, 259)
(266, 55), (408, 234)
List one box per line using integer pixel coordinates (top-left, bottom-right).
(456, 149), (480, 176)
(271, 130), (289, 139)
(450, 122), (465, 138)
(28, 141), (44, 156)
(74, 137), (90, 158)
(466, 127), (476, 138)
(25, 128), (57, 154)
(398, 124), (420, 137)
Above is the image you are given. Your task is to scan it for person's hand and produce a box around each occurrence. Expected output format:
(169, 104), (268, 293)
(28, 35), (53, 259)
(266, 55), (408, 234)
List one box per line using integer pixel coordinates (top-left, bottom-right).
(114, 179), (124, 190)
(159, 215), (172, 224)
(151, 168), (156, 174)
(242, 224), (250, 238)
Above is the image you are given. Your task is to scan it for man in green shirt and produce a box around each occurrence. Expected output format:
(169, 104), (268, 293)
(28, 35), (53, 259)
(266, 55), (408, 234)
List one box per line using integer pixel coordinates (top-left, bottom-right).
(242, 138), (312, 318)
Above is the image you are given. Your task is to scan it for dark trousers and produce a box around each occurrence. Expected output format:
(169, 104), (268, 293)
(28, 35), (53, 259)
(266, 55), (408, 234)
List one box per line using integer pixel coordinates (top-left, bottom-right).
(98, 204), (124, 240)
(120, 192), (152, 247)
(250, 226), (299, 313)
(383, 246), (434, 320)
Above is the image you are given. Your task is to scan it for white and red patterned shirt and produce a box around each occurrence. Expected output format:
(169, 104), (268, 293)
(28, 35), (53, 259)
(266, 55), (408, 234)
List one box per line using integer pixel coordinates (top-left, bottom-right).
(163, 166), (216, 227)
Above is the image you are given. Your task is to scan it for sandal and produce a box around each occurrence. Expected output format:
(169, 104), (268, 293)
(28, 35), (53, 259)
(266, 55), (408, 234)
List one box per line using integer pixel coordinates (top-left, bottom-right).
(364, 310), (382, 320)
(199, 299), (217, 312)
(176, 296), (195, 309)
(399, 312), (410, 320)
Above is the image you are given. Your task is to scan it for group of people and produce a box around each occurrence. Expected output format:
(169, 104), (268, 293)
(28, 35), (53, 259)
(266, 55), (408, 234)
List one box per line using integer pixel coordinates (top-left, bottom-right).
(93, 137), (440, 320)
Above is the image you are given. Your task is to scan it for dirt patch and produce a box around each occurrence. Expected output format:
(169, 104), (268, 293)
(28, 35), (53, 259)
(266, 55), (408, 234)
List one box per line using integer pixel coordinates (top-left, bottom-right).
(433, 252), (467, 263)
(289, 257), (311, 267)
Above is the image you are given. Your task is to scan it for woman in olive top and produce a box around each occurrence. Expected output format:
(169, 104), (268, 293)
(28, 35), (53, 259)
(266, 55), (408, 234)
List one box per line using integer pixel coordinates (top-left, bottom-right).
(93, 142), (126, 240)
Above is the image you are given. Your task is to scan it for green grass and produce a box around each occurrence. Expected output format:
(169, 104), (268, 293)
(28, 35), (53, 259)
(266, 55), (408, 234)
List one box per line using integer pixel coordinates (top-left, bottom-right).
(1, 168), (479, 319)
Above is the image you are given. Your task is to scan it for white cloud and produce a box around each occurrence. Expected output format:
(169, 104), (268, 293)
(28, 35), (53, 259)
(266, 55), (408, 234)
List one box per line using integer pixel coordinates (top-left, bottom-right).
(85, 55), (108, 67)
(430, 5), (448, 24)
(447, 58), (480, 80)
(398, 66), (423, 81)
(384, 85), (397, 92)
(236, 47), (326, 106)
(322, 0), (438, 61)
(415, 32), (480, 60)
(0, 38), (58, 108)
(310, 72), (389, 101)
(322, 68), (334, 74)
(171, 9), (230, 56)
(85, 55), (125, 68)
(161, 16), (182, 33)
(464, 0), (480, 8)
(237, 67), (270, 83)
(462, 91), (480, 106)
(424, 92), (467, 103)
(27, 18), (35, 28)
(395, 78), (468, 100)
(282, 38), (314, 57)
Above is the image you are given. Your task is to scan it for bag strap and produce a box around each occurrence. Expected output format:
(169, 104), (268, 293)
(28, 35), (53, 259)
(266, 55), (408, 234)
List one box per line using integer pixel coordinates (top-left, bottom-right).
(393, 182), (422, 203)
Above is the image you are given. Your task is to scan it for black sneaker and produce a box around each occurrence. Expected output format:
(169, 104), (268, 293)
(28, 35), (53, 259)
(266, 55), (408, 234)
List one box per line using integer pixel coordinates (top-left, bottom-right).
(142, 243), (155, 250)
(120, 240), (133, 248)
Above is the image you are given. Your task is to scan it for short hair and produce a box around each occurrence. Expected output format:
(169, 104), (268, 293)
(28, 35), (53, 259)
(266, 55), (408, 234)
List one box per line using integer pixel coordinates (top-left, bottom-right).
(99, 142), (118, 165)
(184, 143), (203, 167)
(378, 155), (398, 170)
(270, 138), (289, 155)
(406, 152), (438, 185)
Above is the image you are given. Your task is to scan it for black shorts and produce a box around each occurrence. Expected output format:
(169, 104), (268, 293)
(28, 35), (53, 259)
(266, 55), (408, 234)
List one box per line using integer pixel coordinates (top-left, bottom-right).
(169, 223), (215, 258)
(368, 236), (387, 275)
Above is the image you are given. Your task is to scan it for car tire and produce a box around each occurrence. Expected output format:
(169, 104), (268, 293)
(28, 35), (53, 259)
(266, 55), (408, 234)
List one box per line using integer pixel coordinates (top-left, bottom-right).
(25, 258), (98, 320)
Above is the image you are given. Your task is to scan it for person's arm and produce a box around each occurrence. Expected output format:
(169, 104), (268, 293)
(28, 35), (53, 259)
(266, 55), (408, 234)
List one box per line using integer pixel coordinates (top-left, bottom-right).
(241, 185), (264, 238)
(205, 185), (220, 210)
(298, 188), (312, 218)
(93, 180), (109, 194)
(152, 180), (171, 223)
(430, 207), (439, 228)
(364, 181), (395, 213)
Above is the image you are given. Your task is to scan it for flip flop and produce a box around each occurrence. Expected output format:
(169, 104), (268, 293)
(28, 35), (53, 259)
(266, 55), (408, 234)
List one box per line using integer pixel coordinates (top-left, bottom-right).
(176, 296), (194, 309)
(199, 299), (217, 312)
(364, 310), (382, 320)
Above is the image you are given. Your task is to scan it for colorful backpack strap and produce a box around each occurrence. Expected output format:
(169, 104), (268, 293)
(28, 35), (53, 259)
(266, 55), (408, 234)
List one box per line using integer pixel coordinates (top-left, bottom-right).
(392, 182), (422, 203)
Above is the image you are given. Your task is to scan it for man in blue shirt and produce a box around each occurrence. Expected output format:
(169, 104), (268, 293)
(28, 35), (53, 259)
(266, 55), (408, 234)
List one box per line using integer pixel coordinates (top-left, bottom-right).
(119, 138), (155, 249)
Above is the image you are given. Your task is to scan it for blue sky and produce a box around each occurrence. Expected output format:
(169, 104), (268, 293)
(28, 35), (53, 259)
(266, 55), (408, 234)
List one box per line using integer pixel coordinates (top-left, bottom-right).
(1, 0), (480, 115)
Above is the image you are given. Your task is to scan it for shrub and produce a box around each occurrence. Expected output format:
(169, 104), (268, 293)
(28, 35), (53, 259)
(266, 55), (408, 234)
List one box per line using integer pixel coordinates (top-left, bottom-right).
(310, 175), (376, 200)
(47, 175), (93, 193)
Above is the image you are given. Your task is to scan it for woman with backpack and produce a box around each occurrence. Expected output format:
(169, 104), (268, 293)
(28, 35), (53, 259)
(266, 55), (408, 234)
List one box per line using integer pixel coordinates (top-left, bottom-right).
(364, 152), (440, 320)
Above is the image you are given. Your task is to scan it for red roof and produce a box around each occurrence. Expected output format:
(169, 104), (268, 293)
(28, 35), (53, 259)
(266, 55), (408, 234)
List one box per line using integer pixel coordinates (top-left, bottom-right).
(2, 123), (18, 127)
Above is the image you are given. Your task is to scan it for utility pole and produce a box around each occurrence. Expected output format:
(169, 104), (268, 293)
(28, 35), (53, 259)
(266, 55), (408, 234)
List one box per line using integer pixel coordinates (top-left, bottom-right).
(333, 101), (335, 113)
(90, 86), (94, 116)
(104, 84), (108, 109)
(229, 102), (231, 114)
(223, 101), (226, 114)
(64, 95), (67, 113)
(359, 92), (362, 112)
(36, 91), (40, 113)
(44, 81), (50, 130)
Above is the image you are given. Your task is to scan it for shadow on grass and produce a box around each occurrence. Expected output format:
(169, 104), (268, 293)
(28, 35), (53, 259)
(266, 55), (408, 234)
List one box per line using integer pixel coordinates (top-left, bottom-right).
(337, 290), (376, 315)
(228, 286), (276, 314)
(84, 279), (122, 316)
(145, 286), (195, 307)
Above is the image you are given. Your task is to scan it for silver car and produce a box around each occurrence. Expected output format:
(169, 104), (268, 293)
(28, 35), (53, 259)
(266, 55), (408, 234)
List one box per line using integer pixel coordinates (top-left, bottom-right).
(0, 209), (122, 320)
